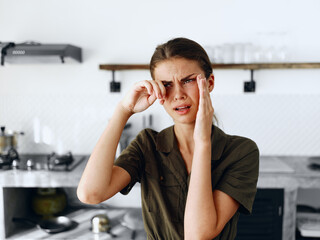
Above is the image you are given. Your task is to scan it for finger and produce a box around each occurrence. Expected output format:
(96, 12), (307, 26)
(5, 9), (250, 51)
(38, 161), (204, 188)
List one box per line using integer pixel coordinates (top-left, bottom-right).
(198, 76), (213, 112)
(138, 80), (153, 96)
(148, 93), (157, 105)
(149, 80), (163, 99)
(197, 74), (206, 100)
(155, 80), (166, 99)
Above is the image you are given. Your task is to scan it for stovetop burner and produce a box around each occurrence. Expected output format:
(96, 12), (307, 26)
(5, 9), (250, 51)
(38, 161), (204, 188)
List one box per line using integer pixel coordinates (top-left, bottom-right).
(0, 148), (20, 168)
(0, 151), (86, 171)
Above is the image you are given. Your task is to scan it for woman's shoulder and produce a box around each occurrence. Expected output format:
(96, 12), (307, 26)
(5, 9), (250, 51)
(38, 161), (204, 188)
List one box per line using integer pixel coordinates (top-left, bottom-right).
(136, 126), (172, 140)
(213, 125), (259, 159)
(228, 133), (258, 152)
(133, 126), (174, 147)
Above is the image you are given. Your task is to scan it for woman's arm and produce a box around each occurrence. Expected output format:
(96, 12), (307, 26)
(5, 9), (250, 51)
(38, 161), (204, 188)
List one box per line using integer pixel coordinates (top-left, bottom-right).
(77, 104), (132, 204)
(184, 76), (239, 239)
(77, 80), (165, 204)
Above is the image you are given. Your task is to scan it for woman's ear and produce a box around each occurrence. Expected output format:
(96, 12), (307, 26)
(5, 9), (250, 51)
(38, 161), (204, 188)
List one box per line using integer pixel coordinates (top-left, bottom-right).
(208, 74), (214, 92)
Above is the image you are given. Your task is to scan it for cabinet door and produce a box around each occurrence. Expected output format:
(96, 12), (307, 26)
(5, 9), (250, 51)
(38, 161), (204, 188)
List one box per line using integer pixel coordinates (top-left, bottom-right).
(235, 188), (284, 240)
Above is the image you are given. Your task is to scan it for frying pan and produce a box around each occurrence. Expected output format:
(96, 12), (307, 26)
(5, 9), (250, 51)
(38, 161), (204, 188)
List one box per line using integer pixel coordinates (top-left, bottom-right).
(12, 216), (78, 233)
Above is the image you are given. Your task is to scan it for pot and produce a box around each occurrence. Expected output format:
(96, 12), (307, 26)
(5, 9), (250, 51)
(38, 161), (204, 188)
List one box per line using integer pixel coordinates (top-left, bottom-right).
(32, 188), (67, 217)
(91, 214), (117, 237)
(91, 214), (110, 233)
(0, 126), (24, 155)
(12, 216), (78, 234)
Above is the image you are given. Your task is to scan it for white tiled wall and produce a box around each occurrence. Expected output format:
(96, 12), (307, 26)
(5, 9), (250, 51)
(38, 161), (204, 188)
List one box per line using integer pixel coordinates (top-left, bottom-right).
(1, 93), (320, 156)
(1, 0), (320, 157)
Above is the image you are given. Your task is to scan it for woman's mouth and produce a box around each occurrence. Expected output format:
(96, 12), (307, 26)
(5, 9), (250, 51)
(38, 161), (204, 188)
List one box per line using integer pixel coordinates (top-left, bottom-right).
(174, 105), (191, 115)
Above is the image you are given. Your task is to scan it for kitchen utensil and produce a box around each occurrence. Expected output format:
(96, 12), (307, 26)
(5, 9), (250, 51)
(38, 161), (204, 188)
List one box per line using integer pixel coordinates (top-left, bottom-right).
(91, 214), (110, 233)
(12, 216), (77, 234)
(308, 157), (320, 171)
(121, 208), (144, 239)
(91, 214), (117, 237)
(0, 148), (19, 168)
(0, 126), (24, 155)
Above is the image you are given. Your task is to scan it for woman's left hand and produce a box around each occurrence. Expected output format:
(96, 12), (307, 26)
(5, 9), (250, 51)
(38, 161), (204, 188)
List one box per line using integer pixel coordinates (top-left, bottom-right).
(193, 74), (214, 142)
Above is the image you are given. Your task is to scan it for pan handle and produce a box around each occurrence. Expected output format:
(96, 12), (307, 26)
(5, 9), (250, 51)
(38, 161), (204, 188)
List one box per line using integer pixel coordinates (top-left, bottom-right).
(12, 217), (37, 226)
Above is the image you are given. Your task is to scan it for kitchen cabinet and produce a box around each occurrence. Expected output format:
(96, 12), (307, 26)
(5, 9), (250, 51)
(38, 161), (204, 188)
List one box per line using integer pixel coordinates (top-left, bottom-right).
(0, 156), (146, 239)
(3, 190), (147, 240)
(236, 188), (284, 240)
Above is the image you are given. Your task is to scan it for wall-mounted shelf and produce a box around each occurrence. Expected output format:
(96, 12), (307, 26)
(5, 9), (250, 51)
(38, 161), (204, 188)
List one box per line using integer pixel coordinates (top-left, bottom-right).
(100, 63), (320, 71)
(99, 63), (320, 92)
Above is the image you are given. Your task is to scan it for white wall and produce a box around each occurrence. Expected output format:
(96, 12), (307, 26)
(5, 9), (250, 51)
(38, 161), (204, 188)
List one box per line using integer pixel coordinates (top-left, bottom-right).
(1, 0), (320, 156)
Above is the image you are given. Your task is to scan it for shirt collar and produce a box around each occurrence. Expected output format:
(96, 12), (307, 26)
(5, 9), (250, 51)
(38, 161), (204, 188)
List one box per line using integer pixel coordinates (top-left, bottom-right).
(156, 125), (228, 161)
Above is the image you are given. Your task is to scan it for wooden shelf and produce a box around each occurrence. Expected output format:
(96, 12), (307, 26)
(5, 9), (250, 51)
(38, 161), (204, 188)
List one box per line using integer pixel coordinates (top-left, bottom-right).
(99, 63), (320, 71)
(100, 64), (149, 71)
(99, 62), (320, 92)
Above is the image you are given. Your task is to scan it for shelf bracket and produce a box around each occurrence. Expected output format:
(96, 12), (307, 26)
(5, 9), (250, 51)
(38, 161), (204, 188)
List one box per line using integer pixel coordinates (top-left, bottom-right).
(110, 70), (121, 92)
(244, 69), (256, 92)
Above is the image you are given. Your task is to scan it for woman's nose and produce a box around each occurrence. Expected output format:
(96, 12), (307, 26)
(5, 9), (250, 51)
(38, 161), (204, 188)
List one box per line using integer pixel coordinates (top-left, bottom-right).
(173, 84), (186, 101)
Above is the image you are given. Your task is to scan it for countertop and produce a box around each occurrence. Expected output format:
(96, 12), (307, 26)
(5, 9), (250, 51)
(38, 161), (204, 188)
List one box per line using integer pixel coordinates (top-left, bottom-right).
(258, 156), (320, 189)
(0, 155), (89, 188)
(1, 155), (320, 188)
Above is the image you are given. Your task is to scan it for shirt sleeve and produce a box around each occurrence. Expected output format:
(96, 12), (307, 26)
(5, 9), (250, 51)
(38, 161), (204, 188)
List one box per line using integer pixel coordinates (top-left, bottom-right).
(215, 139), (259, 215)
(114, 131), (145, 195)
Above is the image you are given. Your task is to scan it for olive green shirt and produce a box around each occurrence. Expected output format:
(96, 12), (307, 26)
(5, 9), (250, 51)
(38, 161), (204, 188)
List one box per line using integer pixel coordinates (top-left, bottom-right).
(114, 125), (259, 240)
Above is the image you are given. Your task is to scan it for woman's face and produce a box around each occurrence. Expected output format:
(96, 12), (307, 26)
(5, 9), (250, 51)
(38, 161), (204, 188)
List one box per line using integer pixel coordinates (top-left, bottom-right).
(154, 57), (214, 125)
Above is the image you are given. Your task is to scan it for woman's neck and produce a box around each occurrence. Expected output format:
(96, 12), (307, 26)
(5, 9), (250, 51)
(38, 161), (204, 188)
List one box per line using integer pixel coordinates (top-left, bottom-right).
(174, 123), (195, 174)
(174, 123), (195, 153)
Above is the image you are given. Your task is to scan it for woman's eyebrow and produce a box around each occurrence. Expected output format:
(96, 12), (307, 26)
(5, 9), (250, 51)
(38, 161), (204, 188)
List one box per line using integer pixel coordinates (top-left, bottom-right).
(161, 80), (172, 84)
(160, 73), (196, 83)
(181, 73), (196, 81)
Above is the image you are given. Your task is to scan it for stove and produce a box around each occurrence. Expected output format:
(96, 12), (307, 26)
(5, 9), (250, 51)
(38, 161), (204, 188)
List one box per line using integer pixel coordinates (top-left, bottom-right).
(0, 151), (87, 171)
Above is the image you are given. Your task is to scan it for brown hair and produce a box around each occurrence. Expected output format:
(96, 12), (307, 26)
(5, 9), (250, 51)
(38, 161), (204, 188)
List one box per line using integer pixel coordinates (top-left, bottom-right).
(150, 37), (213, 80)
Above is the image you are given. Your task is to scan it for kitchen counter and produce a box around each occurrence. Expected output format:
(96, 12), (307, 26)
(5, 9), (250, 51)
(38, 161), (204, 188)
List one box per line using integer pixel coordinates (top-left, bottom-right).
(0, 155), (89, 188)
(1, 156), (320, 239)
(0, 155), (89, 239)
(258, 156), (320, 240)
(1, 156), (319, 188)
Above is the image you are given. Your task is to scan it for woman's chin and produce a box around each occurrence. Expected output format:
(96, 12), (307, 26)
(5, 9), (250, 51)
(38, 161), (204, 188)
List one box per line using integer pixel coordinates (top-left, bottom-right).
(173, 116), (196, 125)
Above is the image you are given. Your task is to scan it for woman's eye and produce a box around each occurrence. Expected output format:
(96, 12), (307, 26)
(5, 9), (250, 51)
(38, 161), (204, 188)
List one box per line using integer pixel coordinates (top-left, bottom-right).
(184, 78), (196, 84)
(163, 82), (172, 88)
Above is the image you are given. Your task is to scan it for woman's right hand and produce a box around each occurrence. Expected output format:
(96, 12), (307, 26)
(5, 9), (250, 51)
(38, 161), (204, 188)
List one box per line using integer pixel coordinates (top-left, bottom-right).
(120, 80), (166, 114)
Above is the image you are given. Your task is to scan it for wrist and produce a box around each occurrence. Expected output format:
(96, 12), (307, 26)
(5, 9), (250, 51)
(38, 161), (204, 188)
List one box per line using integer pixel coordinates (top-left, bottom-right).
(194, 140), (211, 151)
(117, 102), (134, 119)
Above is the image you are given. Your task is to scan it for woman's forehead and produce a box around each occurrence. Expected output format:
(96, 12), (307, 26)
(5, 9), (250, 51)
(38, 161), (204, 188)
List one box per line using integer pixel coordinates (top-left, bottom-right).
(154, 58), (202, 80)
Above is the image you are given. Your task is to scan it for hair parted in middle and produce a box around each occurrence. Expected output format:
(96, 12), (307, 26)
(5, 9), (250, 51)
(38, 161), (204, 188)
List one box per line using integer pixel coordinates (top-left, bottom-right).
(149, 37), (213, 80)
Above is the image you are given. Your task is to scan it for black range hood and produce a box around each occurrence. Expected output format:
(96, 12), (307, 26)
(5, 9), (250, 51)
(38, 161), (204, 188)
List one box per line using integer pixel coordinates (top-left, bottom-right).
(0, 41), (82, 65)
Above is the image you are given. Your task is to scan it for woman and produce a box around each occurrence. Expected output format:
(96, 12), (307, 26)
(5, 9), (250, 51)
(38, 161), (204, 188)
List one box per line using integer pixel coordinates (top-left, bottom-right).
(77, 37), (259, 240)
